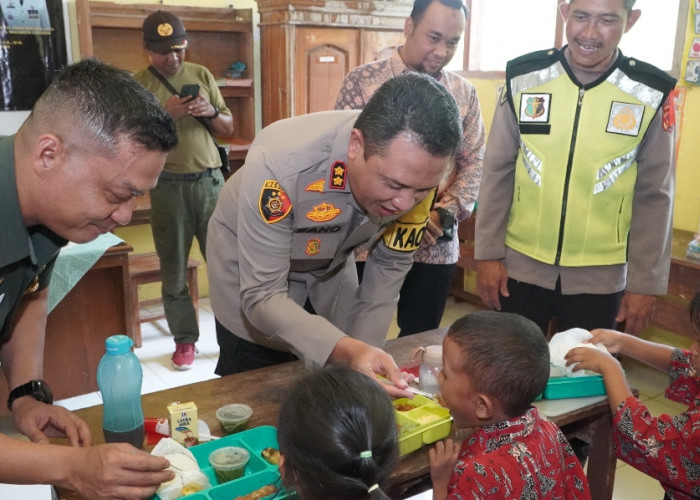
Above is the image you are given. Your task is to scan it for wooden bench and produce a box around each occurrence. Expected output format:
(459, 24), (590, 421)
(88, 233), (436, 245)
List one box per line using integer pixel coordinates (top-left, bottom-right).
(128, 252), (201, 347)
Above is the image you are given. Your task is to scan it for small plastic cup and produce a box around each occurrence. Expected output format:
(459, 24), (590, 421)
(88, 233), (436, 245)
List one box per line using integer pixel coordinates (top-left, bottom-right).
(208, 446), (250, 484)
(216, 404), (253, 434)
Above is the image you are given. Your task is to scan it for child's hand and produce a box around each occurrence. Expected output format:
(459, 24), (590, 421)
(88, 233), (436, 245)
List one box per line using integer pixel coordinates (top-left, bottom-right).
(429, 439), (460, 498)
(565, 346), (620, 375)
(587, 329), (625, 353)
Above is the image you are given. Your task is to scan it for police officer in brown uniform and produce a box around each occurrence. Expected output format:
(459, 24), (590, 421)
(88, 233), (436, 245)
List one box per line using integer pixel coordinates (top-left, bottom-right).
(207, 73), (462, 396)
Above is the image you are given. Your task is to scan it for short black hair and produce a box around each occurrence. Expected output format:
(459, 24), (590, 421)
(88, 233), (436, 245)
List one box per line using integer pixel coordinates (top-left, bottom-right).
(354, 72), (462, 160)
(30, 58), (177, 155)
(410, 0), (469, 23)
(277, 366), (399, 500)
(447, 311), (550, 418)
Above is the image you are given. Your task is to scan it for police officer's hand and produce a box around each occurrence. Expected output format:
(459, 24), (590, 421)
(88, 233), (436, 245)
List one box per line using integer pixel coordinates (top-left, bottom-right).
(328, 337), (413, 399)
(616, 292), (656, 336)
(476, 260), (509, 310)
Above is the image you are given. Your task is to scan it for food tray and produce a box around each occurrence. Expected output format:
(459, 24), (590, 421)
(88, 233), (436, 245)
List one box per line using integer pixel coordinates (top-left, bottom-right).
(394, 394), (452, 456)
(543, 374), (606, 399)
(153, 425), (295, 500)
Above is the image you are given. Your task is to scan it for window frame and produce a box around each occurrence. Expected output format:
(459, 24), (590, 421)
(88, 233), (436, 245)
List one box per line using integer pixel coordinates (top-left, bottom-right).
(458, 0), (687, 79)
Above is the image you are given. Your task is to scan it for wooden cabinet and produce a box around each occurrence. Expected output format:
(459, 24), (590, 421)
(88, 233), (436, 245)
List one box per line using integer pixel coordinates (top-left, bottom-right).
(75, 0), (256, 173)
(0, 243), (134, 411)
(256, 0), (412, 126)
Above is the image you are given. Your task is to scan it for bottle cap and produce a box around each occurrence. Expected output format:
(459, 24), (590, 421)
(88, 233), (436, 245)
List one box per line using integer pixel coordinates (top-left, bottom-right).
(105, 334), (134, 355)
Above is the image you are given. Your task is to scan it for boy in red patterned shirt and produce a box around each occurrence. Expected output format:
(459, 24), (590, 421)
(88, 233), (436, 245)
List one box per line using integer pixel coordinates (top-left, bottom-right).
(430, 311), (591, 499)
(566, 292), (700, 500)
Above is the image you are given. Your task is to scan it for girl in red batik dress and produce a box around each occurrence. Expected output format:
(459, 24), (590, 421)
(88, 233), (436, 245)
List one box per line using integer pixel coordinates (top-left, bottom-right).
(566, 291), (700, 500)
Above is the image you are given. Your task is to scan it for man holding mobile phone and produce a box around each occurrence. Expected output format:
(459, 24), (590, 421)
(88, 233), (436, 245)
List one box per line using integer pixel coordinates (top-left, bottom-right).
(180, 84), (200, 100)
(134, 10), (234, 370)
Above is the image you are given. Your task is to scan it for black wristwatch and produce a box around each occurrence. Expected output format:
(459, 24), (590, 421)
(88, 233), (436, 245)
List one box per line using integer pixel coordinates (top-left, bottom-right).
(7, 379), (53, 411)
(207, 108), (220, 119)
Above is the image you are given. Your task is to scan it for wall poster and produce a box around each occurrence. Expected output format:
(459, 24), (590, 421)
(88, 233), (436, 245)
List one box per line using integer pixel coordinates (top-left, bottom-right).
(683, 0), (700, 85)
(0, 0), (67, 110)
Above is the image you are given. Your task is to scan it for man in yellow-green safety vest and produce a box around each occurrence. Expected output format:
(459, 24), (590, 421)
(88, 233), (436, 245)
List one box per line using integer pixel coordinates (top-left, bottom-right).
(475, 0), (676, 337)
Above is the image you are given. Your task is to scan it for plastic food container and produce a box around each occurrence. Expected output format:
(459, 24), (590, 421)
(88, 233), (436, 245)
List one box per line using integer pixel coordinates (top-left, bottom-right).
(394, 394), (452, 456)
(543, 374), (606, 399)
(208, 446), (250, 484)
(155, 426), (292, 499)
(216, 404), (253, 434)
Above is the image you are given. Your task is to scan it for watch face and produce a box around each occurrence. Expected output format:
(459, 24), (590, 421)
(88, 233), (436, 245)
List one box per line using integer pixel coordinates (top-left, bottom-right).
(32, 380), (53, 404)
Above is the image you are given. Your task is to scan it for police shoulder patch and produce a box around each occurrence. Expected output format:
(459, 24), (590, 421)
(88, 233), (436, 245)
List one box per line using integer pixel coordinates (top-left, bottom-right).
(259, 180), (293, 224)
(381, 190), (434, 252)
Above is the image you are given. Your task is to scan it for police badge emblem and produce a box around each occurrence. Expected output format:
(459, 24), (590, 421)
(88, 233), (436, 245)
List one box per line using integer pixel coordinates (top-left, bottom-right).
(259, 180), (293, 224)
(305, 239), (321, 255)
(607, 101), (644, 136)
(519, 93), (551, 123)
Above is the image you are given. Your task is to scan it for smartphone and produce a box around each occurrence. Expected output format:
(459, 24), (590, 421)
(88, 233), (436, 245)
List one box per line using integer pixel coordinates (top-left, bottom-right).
(180, 84), (200, 100)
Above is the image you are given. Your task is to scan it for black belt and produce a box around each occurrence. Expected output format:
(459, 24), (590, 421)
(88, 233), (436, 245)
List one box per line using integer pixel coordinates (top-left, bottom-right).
(159, 169), (217, 181)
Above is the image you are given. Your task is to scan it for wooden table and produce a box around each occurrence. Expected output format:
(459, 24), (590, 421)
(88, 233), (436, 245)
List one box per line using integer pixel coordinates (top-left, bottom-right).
(0, 242), (134, 409)
(55, 328), (616, 499)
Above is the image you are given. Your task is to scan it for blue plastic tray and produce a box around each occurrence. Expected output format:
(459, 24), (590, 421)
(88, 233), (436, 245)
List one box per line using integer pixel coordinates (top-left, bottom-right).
(543, 374), (606, 399)
(153, 426), (295, 499)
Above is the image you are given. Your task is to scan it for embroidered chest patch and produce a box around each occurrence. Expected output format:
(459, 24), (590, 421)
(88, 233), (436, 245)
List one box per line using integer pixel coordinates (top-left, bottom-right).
(259, 180), (293, 224)
(519, 93), (551, 123)
(306, 202), (341, 222)
(305, 239), (321, 255)
(305, 179), (325, 192)
(606, 101), (644, 136)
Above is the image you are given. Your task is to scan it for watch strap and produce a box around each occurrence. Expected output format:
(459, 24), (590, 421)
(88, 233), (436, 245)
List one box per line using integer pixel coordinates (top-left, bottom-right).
(7, 380), (53, 411)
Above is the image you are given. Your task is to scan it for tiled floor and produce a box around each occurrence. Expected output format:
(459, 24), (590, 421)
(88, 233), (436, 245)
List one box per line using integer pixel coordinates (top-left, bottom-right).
(53, 296), (686, 500)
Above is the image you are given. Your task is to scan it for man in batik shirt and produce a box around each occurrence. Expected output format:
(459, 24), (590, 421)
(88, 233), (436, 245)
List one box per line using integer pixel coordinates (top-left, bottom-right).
(334, 0), (484, 337)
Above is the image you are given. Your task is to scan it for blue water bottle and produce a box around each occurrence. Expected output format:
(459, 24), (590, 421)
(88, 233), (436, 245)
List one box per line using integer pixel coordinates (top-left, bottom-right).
(97, 335), (145, 448)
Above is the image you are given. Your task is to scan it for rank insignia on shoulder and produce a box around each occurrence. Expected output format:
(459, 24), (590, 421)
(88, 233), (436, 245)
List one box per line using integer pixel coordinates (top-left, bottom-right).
(330, 161), (347, 189)
(306, 202), (341, 222)
(305, 238), (321, 255)
(259, 180), (293, 224)
(305, 179), (325, 192)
